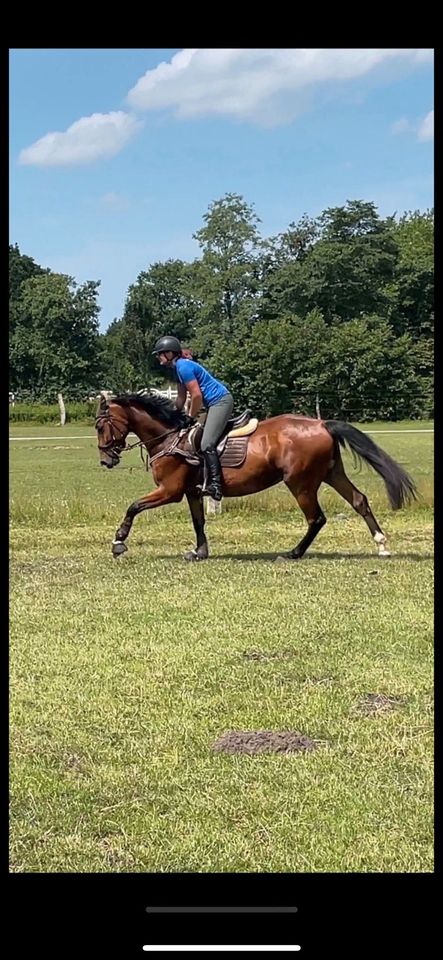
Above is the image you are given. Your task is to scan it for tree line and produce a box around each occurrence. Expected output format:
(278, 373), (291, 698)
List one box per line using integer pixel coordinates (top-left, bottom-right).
(9, 195), (433, 420)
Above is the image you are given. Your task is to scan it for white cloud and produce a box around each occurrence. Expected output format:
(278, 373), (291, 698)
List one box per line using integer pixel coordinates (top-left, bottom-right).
(127, 48), (433, 125)
(17, 49), (433, 170)
(391, 109), (434, 142)
(19, 112), (142, 167)
(418, 109), (434, 141)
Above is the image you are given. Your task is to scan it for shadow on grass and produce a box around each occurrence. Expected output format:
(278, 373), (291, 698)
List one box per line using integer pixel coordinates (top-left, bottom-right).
(154, 551), (434, 563)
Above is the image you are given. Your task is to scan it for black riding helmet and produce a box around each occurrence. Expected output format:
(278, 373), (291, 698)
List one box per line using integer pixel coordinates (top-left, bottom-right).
(152, 335), (182, 355)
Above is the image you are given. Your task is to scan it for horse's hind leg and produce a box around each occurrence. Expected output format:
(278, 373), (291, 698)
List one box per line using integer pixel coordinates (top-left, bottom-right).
(325, 455), (391, 557)
(281, 481), (326, 560)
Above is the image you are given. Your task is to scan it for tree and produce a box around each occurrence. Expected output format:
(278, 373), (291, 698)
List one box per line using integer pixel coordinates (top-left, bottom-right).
(10, 193), (433, 421)
(13, 273), (101, 400)
(9, 245), (49, 388)
(100, 259), (197, 390)
(205, 310), (330, 419)
(98, 319), (134, 392)
(387, 209), (434, 339)
(9, 243), (48, 306)
(319, 315), (421, 420)
(261, 214), (320, 272)
(192, 193), (262, 347)
(262, 201), (398, 323)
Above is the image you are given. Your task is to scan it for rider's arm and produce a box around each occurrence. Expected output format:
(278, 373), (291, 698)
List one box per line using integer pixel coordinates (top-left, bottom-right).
(175, 382), (188, 411)
(183, 379), (203, 418)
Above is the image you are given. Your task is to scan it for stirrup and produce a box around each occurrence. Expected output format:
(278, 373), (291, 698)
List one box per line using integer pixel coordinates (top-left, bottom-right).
(202, 484), (222, 501)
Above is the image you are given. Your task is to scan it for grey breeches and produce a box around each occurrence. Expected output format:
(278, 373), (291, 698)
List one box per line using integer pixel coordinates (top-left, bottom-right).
(200, 393), (234, 452)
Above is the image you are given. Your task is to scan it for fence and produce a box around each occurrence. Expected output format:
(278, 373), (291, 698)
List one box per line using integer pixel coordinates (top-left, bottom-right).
(149, 386), (178, 401)
(298, 390), (434, 421)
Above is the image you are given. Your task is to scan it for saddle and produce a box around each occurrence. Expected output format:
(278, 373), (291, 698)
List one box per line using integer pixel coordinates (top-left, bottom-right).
(176, 408), (259, 469)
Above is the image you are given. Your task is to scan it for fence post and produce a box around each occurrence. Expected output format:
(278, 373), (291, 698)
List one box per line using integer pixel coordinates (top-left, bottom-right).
(315, 393), (321, 419)
(206, 498), (222, 516)
(58, 393), (66, 426)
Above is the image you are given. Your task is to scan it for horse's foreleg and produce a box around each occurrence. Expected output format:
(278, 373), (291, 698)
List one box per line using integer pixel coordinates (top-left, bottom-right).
(112, 485), (182, 557)
(184, 492), (209, 561)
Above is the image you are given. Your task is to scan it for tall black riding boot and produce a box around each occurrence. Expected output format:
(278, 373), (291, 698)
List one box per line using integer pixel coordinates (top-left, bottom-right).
(202, 446), (223, 501)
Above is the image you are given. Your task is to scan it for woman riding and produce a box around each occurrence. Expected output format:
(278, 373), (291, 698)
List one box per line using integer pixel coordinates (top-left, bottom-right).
(152, 335), (233, 501)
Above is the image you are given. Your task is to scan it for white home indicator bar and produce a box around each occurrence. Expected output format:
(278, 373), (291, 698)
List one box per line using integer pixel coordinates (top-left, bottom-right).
(142, 948), (301, 953)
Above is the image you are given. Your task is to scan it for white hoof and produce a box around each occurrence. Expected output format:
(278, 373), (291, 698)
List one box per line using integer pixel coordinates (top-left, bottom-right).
(374, 531), (390, 557)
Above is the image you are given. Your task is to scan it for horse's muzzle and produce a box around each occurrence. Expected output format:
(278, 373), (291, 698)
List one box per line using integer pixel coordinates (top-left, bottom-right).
(100, 451), (120, 469)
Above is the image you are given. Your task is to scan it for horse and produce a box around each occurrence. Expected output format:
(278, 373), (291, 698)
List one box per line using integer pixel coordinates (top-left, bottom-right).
(95, 392), (417, 561)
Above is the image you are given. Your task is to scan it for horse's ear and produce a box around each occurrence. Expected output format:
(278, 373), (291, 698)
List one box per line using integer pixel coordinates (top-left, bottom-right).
(97, 391), (109, 414)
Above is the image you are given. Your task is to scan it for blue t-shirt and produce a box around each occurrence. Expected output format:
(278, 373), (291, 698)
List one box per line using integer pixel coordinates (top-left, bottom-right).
(175, 358), (229, 407)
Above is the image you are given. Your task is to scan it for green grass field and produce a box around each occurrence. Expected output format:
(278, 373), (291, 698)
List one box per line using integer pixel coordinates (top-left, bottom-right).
(10, 421), (434, 872)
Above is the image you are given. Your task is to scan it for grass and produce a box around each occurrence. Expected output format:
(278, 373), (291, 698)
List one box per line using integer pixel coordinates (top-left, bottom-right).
(9, 421), (434, 872)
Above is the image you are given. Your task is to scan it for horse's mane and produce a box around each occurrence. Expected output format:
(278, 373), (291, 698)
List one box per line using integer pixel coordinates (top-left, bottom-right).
(112, 392), (191, 428)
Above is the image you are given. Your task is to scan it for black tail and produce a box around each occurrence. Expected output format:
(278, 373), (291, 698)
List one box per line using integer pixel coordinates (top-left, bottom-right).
(324, 420), (417, 510)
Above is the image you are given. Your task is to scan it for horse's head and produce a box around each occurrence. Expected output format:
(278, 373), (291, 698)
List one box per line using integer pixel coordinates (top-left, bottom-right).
(95, 392), (130, 469)
(95, 390), (194, 469)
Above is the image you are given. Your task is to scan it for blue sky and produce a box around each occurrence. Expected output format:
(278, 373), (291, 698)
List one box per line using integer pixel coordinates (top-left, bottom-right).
(9, 48), (434, 332)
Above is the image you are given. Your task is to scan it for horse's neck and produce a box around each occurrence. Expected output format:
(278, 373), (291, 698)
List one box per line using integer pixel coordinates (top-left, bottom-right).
(130, 407), (170, 444)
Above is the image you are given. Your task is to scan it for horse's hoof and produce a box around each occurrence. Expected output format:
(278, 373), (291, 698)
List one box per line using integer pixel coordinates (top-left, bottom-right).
(378, 549), (391, 558)
(184, 550), (208, 562)
(112, 541), (128, 558)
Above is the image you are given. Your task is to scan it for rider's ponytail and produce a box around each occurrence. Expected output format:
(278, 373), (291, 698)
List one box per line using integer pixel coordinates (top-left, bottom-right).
(181, 347), (194, 360)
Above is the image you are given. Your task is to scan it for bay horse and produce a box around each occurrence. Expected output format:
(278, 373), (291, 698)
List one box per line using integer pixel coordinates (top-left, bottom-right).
(95, 392), (417, 561)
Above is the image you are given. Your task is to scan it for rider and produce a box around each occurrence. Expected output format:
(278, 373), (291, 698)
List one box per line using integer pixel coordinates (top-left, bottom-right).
(152, 335), (233, 501)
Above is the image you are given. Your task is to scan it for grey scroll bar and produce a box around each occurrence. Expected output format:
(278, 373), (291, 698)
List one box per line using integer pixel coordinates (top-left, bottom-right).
(146, 907), (298, 914)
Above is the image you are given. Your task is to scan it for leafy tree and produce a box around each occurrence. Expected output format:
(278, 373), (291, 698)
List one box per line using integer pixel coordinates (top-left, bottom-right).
(101, 259), (197, 389)
(318, 315), (422, 420)
(10, 196), (433, 420)
(9, 243), (48, 305)
(206, 310), (329, 419)
(192, 192), (262, 345)
(262, 201), (398, 323)
(12, 272), (101, 400)
(387, 209), (434, 339)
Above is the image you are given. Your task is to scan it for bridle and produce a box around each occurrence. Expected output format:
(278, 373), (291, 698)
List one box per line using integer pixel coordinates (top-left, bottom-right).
(95, 407), (132, 459)
(95, 404), (182, 467)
